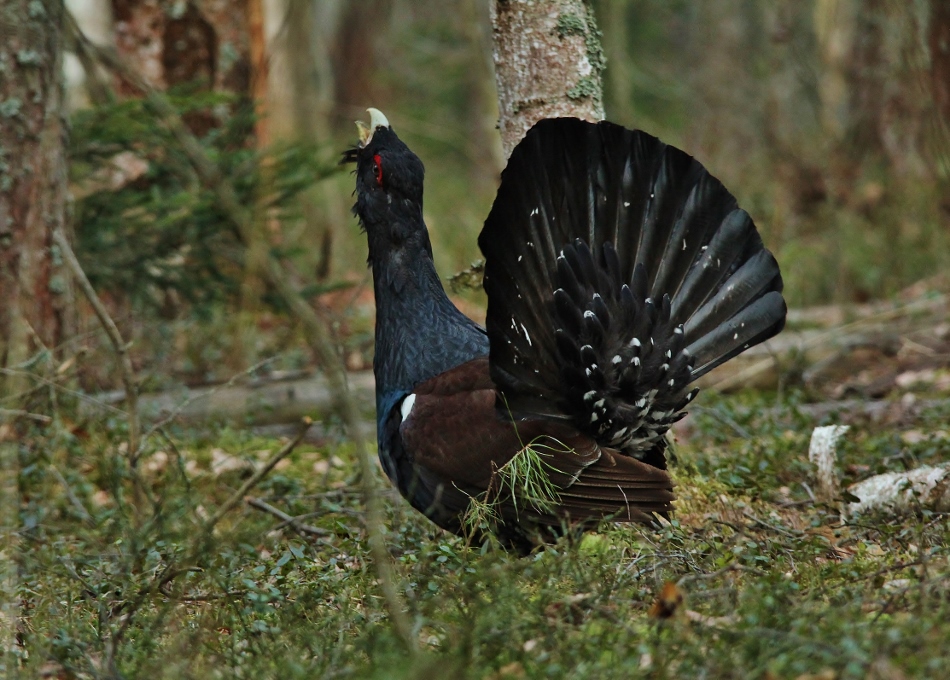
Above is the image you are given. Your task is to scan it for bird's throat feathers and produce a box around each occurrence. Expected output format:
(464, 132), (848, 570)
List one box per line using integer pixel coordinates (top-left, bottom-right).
(366, 215), (489, 397)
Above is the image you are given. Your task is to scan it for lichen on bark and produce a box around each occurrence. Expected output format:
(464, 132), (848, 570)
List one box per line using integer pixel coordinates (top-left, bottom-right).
(490, 0), (606, 157)
(0, 0), (73, 371)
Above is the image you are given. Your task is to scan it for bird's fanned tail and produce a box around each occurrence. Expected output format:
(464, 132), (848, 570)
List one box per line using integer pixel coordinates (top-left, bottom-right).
(479, 118), (786, 458)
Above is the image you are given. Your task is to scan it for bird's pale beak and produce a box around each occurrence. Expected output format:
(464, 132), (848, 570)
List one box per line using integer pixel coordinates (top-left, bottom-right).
(356, 107), (390, 147)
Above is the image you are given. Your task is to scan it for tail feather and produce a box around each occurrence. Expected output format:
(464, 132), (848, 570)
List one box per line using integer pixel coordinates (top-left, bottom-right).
(687, 290), (787, 379)
(668, 209), (747, 312)
(479, 118), (785, 452)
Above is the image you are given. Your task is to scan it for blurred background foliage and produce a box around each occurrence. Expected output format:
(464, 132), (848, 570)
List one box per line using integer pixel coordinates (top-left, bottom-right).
(65, 0), (950, 388)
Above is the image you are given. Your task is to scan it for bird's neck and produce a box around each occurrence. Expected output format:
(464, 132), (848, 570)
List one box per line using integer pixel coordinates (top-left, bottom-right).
(368, 223), (488, 404)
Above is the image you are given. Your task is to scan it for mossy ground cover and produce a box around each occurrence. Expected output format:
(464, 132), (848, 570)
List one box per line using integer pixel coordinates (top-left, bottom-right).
(9, 388), (949, 679)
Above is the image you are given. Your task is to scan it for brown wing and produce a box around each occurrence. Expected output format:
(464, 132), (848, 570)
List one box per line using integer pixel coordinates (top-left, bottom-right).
(398, 358), (674, 534)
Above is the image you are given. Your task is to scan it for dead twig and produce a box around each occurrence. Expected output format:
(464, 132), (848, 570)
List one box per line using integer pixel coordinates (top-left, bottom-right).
(52, 227), (140, 458)
(0, 367), (127, 416)
(677, 562), (766, 587)
(204, 417), (312, 532)
(0, 408), (52, 424)
(49, 465), (95, 527)
(246, 496), (332, 538)
(741, 511), (804, 539)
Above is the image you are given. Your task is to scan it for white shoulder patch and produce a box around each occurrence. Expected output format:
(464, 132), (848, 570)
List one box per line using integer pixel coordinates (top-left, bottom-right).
(400, 394), (416, 422)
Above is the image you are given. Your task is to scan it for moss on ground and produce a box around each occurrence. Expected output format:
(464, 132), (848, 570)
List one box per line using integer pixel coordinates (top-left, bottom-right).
(9, 390), (950, 678)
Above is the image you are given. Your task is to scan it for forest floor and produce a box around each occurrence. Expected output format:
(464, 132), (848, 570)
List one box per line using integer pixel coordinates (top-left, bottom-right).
(7, 287), (950, 680)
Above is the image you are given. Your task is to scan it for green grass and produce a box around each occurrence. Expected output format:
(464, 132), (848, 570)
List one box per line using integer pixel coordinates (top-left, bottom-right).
(8, 389), (950, 679)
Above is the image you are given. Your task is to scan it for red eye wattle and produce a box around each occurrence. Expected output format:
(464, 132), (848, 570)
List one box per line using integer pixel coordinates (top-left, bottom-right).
(373, 154), (383, 186)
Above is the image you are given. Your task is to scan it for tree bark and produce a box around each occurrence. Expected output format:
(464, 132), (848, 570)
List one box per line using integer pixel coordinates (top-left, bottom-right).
(247, 0), (269, 147)
(931, 0), (950, 128)
(110, 0), (250, 96)
(490, 0), (606, 157)
(0, 0), (72, 372)
(0, 0), (71, 669)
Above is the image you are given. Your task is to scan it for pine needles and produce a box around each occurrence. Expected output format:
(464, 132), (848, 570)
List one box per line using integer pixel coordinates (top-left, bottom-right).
(462, 434), (570, 539)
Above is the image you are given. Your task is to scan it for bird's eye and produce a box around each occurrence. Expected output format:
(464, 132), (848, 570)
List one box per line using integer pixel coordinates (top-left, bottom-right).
(373, 154), (383, 187)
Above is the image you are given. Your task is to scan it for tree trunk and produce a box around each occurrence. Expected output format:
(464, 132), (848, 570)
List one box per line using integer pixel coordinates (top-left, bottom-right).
(0, 0), (71, 669)
(330, 0), (390, 127)
(490, 0), (606, 157)
(111, 0), (250, 97)
(930, 0), (950, 136)
(0, 0), (72, 373)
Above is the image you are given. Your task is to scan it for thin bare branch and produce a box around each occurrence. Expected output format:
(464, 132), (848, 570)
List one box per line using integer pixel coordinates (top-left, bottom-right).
(50, 465), (95, 526)
(52, 227), (139, 457)
(204, 417), (313, 532)
(0, 408), (52, 424)
(246, 497), (332, 538)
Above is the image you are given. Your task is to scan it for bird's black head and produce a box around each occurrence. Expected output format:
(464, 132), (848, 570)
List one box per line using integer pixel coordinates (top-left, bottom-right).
(343, 109), (426, 245)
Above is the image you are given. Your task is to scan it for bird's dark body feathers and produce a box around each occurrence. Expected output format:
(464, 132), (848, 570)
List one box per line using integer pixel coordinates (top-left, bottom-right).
(348, 116), (786, 551)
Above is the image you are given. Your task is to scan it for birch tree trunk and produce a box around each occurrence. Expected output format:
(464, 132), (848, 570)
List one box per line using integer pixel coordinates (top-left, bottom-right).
(489, 0), (605, 157)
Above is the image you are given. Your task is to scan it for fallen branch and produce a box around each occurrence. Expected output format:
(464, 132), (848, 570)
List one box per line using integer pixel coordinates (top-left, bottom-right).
(703, 292), (947, 391)
(132, 355), (285, 456)
(246, 497), (332, 538)
(85, 367), (376, 430)
(804, 424), (950, 517)
(846, 465), (950, 517)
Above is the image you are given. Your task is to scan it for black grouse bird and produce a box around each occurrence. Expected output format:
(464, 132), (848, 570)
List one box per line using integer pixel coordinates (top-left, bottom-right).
(345, 108), (786, 551)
